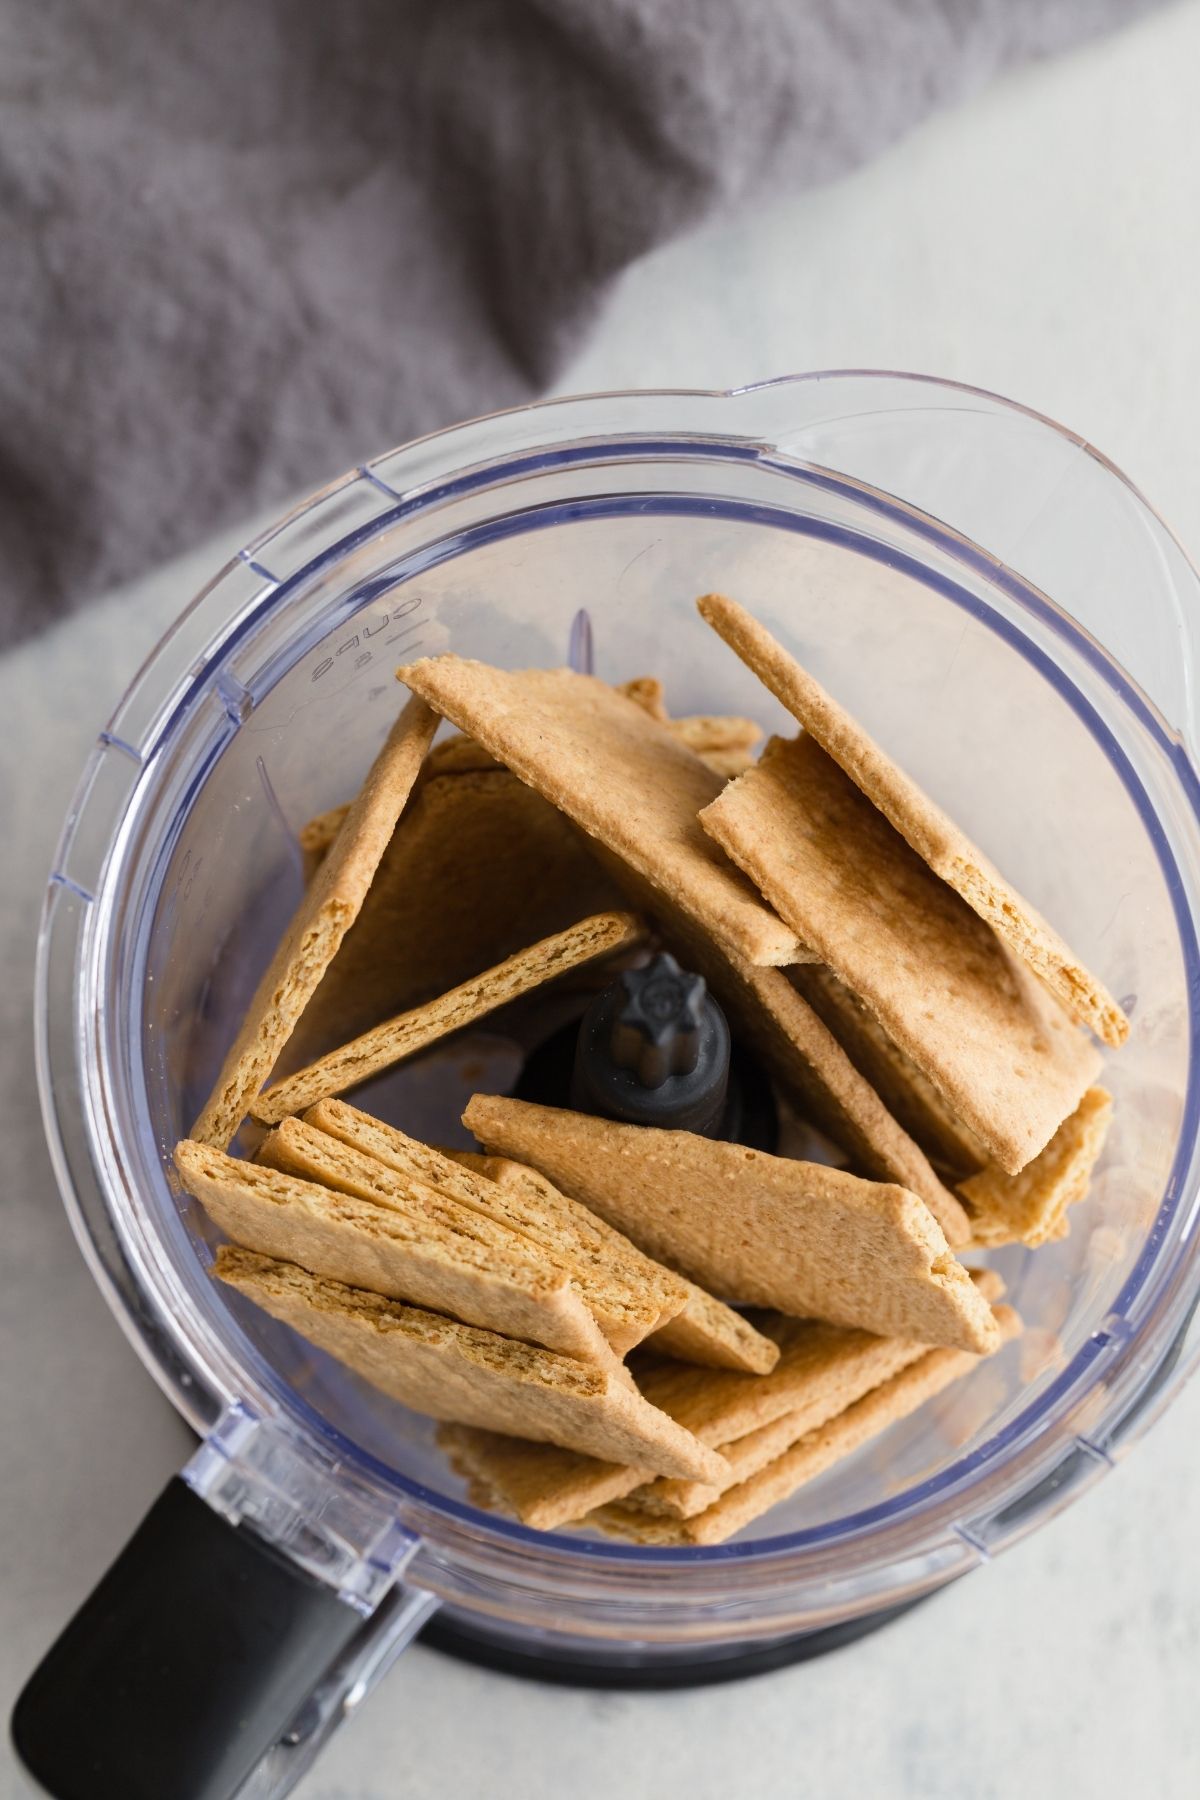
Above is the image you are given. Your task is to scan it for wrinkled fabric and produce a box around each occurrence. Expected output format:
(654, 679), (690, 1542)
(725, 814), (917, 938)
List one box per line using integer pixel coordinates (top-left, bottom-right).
(0, 0), (1158, 643)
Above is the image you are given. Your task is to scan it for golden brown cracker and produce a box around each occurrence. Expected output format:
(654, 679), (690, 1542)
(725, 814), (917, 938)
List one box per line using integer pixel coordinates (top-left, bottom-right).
(697, 746), (757, 780)
(701, 733), (1101, 1174)
(216, 1247), (726, 1481)
(618, 676), (669, 721)
(669, 714), (762, 755)
(192, 695), (438, 1147)
(631, 1266), (1008, 1518)
(592, 1302), (1022, 1544)
(253, 911), (642, 1123)
(793, 965), (987, 1181)
(294, 768), (626, 1057)
(960, 1087), (1113, 1247)
(177, 1138), (612, 1363)
(304, 1102), (686, 1354)
(444, 1146), (776, 1375)
(437, 1269), (1006, 1530)
(396, 657), (800, 967)
(438, 1426), (651, 1529)
(298, 802), (351, 859)
(464, 1094), (998, 1354)
(650, 1286), (779, 1376)
(699, 593), (1127, 1048)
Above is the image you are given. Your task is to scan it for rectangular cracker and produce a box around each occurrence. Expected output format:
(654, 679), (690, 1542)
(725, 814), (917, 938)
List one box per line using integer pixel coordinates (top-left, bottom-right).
(300, 1101), (686, 1354)
(254, 1116), (648, 1364)
(699, 593), (1128, 1047)
(437, 1269), (1005, 1530)
(631, 1269), (1006, 1518)
(793, 965), (987, 1181)
(701, 733), (1102, 1174)
(177, 1138), (615, 1364)
(648, 1286), (779, 1376)
(216, 1247), (726, 1482)
(590, 1303), (1022, 1544)
(960, 1087), (1113, 1247)
(192, 694), (438, 1147)
(293, 768), (626, 1058)
(636, 889), (969, 1243)
(298, 802), (351, 859)
(444, 1147), (777, 1376)
(464, 1093), (998, 1354)
(396, 657), (801, 967)
(252, 911), (643, 1123)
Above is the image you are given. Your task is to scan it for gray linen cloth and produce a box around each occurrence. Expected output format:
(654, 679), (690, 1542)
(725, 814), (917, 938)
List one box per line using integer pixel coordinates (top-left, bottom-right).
(1, 0), (1157, 644)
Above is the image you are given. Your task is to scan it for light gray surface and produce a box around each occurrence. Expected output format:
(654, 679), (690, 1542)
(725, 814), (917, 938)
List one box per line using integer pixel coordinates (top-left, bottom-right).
(5, 5), (1200, 1796)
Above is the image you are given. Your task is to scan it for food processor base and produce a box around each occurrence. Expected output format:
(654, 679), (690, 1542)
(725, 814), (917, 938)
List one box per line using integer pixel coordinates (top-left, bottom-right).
(418, 1595), (932, 1688)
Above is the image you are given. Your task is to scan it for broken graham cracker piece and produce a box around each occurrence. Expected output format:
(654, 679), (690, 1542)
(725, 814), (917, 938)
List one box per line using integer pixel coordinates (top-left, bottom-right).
(701, 733), (1101, 1175)
(639, 889), (969, 1244)
(464, 1094), (998, 1355)
(177, 1139), (615, 1365)
(960, 1087), (1114, 1248)
(628, 1266), (1007, 1519)
(396, 656), (800, 967)
(299, 1101), (685, 1355)
(618, 676), (670, 721)
(253, 911), (642, 1124)
(699, 593), (1128, 1049)
(192, 694), (438, 1148)
(255, 1117), (642, 1364)
(591, 1302), (1022, 1545)
(445, 1147), (777, 1376)
(302, 1105), (776, 1374)
(298, 802), (351, 860)
(793, 965), (987, 1181)
(649, 1285), (779, 1376)
(216, 1247), (726, 1482)
(294, 769), (626, 1057)
(438, 1269), (1006, 1531)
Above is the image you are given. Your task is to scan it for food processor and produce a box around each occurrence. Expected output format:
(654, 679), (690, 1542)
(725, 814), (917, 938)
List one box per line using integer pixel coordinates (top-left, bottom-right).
(12, 373), (1200, 1800)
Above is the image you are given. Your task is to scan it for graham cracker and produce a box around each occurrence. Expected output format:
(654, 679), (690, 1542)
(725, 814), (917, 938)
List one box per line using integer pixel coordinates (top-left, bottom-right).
(629, 1266), (1007, 1518)
(649, 1286), (779, 1375)
(252, 911), (642, 1124)
(444, 1147), (776, 1376)
(697, 746), (757, 780)
(463, 1094), (999, 1354)
(215, 1246), (727, 1482)
(699, 593), (1128, 1048)
(300, 1101), (686, 1354)
(618, 674), (762, 755)
(396, 656), (801, 967)
(437, 1269), (1005, 1530)
(298, 803), (351, 859)
(425, 733), (501, 776)
(438, 1425), (651, 1528)
(669, 713), (762, 755)
(192, 694), (438, 1147)
(618, 676), (670, 720)
(701, 733), (1101, 1174)
(640, 892), (969, 1244)
(590, 1303), (1022, 1544)
(176, 1138), (612, 1363)
(293, 768), (625, 1058)
(960, 1087), (1114, 1247)
(793, 965), (987, 1181)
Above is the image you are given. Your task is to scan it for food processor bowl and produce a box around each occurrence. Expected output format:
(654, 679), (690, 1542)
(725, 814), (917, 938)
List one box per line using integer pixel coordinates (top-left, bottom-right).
(15, 374), (1200, 1800)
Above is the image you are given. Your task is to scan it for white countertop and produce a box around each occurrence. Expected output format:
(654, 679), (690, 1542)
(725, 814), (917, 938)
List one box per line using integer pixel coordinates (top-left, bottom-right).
(4, 5), (1200, 1795)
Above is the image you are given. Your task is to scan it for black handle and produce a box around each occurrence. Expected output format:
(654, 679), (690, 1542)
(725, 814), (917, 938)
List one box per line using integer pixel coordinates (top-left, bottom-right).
(11, 1476), (365, 1800)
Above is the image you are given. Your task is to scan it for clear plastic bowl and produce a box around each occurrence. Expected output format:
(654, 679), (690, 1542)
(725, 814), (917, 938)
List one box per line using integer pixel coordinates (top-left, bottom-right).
(33, 373), (1200, 1788)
